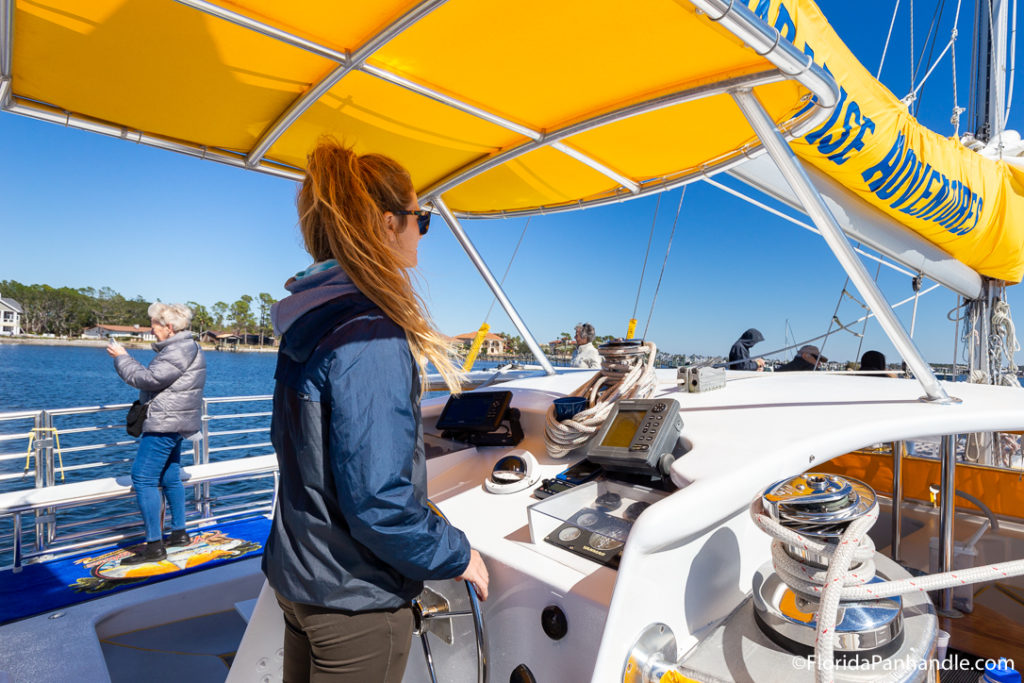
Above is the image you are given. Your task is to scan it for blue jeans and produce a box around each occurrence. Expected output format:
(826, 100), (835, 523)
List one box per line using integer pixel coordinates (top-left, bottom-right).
(132, 433), (186, 542)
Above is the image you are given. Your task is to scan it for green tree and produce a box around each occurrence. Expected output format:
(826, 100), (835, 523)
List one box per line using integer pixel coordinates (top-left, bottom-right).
(257, 292), (277, 346)
(0, 280), (151, 336)
(212, 301), (228, 329)
(188, 302), (213, 337)
(229, 295), (256, 337)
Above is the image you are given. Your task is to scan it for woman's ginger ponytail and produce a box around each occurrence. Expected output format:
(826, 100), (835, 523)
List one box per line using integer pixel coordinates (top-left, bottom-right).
(298, 138), (463, 394)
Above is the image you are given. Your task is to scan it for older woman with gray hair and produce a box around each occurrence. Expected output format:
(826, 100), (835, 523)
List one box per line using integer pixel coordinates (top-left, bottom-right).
(107, 302), (206, 564)
(571, 322), (601, 369)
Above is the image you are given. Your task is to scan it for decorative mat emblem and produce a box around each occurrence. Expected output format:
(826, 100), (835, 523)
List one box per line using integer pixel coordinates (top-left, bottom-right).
(70, 530), (262, 593)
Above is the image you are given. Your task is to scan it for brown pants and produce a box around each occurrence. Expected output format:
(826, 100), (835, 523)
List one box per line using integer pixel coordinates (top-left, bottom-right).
(276, 592), (415, 683)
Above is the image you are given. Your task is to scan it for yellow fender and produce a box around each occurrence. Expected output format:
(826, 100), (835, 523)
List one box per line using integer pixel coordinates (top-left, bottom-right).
(462, 322), (491, 372)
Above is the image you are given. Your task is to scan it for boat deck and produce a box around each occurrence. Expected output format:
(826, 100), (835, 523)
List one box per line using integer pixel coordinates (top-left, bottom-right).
(0, 515), (269, 625)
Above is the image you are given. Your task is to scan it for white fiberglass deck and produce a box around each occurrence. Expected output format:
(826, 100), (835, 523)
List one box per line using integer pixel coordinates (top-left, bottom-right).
(5, 369), (1024, 682)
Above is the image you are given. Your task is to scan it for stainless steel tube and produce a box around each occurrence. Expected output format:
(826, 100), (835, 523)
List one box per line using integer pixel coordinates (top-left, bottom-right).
(731, 88), (952, 403)
(891, 441), (903, 561)
(433, 197), (555, 376)
(938, 434), (957, 613)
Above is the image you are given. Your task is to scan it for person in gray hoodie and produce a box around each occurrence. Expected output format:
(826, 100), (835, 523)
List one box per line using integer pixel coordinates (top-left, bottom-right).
(107, 302), (205, 564)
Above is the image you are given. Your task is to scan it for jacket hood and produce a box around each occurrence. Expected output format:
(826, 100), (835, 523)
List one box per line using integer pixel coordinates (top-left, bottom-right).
(271, 262), (359, 337)
(737, 328), (764, 349)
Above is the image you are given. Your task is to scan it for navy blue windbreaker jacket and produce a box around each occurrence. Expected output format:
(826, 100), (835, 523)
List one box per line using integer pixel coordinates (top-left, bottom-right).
(263, 293), (471, 610)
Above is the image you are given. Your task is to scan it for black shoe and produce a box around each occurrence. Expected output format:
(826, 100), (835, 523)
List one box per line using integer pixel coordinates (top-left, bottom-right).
(166, 529), (191, 547)
(121, 540), (167, 565)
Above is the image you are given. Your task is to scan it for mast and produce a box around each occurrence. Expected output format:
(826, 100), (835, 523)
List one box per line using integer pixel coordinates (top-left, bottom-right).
(969, 0), (1010, 142)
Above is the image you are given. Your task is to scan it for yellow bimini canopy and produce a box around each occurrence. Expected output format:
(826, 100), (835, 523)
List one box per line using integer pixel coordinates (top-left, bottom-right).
(3, 0), (1023, 280)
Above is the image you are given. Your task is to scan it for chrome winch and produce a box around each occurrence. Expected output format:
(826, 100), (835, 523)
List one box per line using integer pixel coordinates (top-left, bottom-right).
(597, 338), (648, 378)
(752, 473), (906, 663)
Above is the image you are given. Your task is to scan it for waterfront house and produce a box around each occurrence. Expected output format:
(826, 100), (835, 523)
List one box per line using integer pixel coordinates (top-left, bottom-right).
(201, 330), (241, 349)
(451, 331), (505, 356)
(0, 295), (21, 336)
(81, 324), (155, 342)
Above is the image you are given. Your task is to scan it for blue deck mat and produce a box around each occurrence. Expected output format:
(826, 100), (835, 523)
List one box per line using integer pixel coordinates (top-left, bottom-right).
(0, 516), (270, 625)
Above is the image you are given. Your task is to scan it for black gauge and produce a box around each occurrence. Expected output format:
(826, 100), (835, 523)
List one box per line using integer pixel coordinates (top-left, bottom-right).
(589, 533), (623, 551)
(623, 501), (650, 521)
(594, 492), (622, 511)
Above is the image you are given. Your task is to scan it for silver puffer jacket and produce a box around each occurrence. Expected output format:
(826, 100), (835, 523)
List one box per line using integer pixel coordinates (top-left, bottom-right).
(114, 331), (206, 436)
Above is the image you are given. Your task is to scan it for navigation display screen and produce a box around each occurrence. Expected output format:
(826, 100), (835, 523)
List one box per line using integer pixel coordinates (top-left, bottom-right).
(600, 409), (645, 448)
(435, 391), (511, 431)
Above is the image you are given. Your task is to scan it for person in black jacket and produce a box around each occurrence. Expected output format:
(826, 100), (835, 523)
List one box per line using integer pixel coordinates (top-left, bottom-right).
(727, 328), (765, 371)
(264, 139), (488, 682)
(777, 345), (828, 372)
(859, 350), (893, 377)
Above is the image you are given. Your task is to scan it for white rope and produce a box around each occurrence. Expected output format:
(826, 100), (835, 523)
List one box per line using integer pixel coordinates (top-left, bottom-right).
(751, 498), (1024, 683)
(544, 342), (658, 458)
(877, 0), (902, 78)
(990, 298), (1021, 387)
(909, 276), (922, 338)
(907, 35), (956, 100)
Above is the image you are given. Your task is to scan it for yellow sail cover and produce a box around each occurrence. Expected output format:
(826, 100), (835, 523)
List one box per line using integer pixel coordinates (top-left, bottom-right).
(5, 0), (1024, 280)
(755, 0), (1024, 282)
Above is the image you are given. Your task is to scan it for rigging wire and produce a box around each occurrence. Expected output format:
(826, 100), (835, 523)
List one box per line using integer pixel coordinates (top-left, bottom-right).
(877, 0), (902, 78)
(631, 194), (661, 323)
(910, 0), (916, 86)
(818, 274), (852, 362)
(1006, 0), (1018, 125)
(716, 283), (942, 367)
(701, 178), (915, 277)
(952, 295), (963, 378)
(951, 0), (966, 135)
(911, 0), (948, 114)
(907, 0), (964, 109)
(855, 261), (885, 361)
(641, 188), (685, 341)
(483, 217), (531, 323)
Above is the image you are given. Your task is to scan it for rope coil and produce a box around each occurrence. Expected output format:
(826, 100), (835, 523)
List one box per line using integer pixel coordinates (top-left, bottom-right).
(544, 341), (657, 458)
(751, 492), (1024, 682)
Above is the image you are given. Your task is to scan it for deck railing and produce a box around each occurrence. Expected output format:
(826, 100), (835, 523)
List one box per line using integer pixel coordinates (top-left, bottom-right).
(0, 396), (275, 569)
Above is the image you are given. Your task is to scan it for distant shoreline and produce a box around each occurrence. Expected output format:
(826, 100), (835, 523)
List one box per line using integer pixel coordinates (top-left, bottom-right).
(0, 337), (278, 353)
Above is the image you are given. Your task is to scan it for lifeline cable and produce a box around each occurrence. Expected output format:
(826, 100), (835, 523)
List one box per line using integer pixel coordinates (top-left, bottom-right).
(631, 194), (662, 327)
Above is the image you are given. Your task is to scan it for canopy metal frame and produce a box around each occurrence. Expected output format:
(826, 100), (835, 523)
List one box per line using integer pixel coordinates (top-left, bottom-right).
(433, 197), (555, 376)
(173, 0), (642, 194)
(732, 88), (952, 404)
(0, 0), (960, 402)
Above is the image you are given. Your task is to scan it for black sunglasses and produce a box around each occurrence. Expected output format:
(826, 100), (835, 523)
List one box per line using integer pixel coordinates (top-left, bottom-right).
(391, 209), (431, 235)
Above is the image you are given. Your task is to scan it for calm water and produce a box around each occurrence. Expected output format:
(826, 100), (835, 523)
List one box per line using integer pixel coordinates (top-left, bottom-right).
(0, 344), (284, 561)
(0, 343), (277, 412)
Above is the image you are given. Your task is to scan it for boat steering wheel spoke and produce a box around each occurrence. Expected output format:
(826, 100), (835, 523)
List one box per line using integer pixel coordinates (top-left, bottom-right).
(412, 580), (488, 683)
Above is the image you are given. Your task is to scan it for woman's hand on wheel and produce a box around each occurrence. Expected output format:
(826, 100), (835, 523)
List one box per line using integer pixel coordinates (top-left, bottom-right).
(456, 549), (489, 601)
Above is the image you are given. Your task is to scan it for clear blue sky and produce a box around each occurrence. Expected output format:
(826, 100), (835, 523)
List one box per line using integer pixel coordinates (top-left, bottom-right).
(1, 2), (1021, 364)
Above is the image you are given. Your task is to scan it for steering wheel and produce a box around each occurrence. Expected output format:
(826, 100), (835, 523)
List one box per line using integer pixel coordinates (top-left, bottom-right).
(413, 501), (488, 683)
(412, 578), (487, 683)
